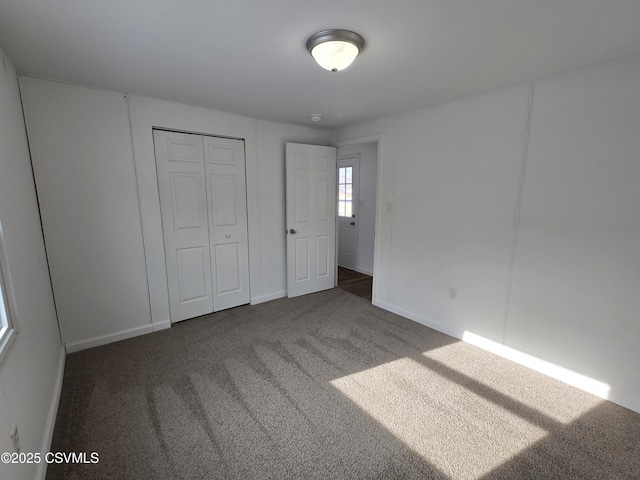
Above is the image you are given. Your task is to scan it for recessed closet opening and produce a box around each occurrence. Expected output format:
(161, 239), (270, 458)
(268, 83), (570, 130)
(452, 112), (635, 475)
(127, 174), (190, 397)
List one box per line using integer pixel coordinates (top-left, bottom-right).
(153, 129), (250, 322)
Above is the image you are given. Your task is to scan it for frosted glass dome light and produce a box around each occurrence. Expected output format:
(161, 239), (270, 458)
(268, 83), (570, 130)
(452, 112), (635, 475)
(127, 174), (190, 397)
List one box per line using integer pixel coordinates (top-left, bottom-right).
(306, 29), (365, 72)
(311, 41), (359, 72)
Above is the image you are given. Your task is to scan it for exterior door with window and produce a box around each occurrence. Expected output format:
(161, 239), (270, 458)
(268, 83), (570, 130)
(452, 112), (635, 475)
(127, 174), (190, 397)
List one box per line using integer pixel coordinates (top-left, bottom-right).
(337, 155), (360, 270)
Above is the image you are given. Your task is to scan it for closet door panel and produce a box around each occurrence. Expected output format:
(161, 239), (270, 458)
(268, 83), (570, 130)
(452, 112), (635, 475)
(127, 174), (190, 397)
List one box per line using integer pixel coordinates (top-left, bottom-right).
(204, 136), (250, 311)
(154, 130), (213, 322)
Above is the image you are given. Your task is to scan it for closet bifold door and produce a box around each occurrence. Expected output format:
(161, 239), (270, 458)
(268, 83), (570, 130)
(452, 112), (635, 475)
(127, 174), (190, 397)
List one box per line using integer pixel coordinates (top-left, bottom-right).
(203, 136), (250, 312)
(153, 130), (214, 322)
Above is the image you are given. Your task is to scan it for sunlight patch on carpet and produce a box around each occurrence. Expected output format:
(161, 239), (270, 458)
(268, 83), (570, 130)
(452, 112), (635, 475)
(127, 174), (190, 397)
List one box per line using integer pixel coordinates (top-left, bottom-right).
(331, 357), (550, 479)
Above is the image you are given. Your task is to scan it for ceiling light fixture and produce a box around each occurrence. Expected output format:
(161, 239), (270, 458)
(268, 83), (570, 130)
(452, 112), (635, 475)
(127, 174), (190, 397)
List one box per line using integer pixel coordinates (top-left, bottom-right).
(306, 29), (365, 72)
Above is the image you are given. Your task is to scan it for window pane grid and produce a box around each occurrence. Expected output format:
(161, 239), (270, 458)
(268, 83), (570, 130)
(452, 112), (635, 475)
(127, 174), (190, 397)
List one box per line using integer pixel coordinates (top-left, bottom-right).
(0, 221), (16, 365)
(0, 258), (9, 329)
(338, 166), (353, 217)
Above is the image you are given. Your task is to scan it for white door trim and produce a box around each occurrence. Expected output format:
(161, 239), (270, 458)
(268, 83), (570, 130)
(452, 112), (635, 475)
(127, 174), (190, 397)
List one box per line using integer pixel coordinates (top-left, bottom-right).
(335, 136), (382, 301)
(337, 153), (361, 270)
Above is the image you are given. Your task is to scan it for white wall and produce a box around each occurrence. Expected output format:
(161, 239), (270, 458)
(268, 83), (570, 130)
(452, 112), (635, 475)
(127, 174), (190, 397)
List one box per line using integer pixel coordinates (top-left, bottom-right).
(337, 143), (378, 275)
(19, 78), (331, 347)
(127, 95), (259, 328)
(505, 60), (640, 412)
(0, 51), (64, 480)
(331, 119), (397, 305)
(390, 85), (532, 341)
(127, 96), (331, 326)
(256, 120), (333, 299)
(335, 57), (640, 414)
(20, 78), (153, 352)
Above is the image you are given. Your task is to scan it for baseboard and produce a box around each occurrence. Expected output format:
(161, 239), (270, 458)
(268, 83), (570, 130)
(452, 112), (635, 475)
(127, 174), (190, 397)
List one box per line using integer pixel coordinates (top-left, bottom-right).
(338, 265), (373, 276)
(372, 299), (612, 402)
(373, 299), (462, 339)
(64, 324), (154, 353)
(152, 319), (171, 332)
(251, 290), (287, 305)
(36, 346), (65, 480)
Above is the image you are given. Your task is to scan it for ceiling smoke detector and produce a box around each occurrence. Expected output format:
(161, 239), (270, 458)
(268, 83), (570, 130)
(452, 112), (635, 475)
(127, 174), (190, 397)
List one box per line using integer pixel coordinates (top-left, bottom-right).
(310, 114), (323, 122)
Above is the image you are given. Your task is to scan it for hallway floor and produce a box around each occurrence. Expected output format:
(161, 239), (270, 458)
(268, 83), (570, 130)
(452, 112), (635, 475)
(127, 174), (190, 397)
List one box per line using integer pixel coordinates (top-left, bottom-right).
(337, 266), (372, 301)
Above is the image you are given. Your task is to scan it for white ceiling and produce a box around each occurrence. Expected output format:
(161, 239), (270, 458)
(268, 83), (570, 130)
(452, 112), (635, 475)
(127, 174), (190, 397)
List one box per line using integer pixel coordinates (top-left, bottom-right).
(1, 0), (640, 129)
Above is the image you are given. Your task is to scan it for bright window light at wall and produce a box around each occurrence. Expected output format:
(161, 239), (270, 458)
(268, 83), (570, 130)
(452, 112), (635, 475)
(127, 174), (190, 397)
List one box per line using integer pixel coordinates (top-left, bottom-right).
(0, 221), (17, 365)
(462, 331), (611, 399)
(0, 284), (10, 335)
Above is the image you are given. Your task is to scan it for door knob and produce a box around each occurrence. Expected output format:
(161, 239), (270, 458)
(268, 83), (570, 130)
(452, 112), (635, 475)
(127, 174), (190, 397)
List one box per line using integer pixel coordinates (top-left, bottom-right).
(289, 229), (296, 234)
(350, 222), (355, 226)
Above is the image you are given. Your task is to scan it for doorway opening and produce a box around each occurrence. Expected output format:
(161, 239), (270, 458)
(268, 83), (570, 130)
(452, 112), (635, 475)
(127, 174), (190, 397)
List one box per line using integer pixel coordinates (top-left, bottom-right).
(336, 141), (378, 301)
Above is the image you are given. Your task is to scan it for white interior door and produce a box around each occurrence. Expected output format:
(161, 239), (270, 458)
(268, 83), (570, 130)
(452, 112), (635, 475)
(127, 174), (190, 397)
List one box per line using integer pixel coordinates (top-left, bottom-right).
(154, 130), (213, 322)
(286, 143), (337, 297)
(337, 154), (360, 270)
(203, 136), (250, 311)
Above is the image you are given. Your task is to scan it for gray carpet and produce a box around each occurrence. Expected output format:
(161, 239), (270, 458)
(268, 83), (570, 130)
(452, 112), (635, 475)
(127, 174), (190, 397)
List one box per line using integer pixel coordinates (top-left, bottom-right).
(47, 289), (640, 479)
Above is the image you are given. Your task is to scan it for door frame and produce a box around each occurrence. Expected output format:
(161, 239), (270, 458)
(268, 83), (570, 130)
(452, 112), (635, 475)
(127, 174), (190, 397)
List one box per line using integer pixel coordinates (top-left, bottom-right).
(334, 136), (381, 296)
(336, 152), (361, 271)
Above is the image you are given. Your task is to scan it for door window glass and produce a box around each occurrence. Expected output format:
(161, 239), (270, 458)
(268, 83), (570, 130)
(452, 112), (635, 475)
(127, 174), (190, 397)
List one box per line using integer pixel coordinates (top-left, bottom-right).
(338, 166), (353, 217)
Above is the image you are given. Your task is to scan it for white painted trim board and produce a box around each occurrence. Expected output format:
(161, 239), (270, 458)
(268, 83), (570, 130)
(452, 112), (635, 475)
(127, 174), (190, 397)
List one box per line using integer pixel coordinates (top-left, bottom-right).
(35, 346), (65, 480)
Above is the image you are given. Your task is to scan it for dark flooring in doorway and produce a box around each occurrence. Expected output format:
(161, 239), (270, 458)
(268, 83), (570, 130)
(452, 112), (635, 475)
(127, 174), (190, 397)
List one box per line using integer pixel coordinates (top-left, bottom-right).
(337, 266), (373, 301)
